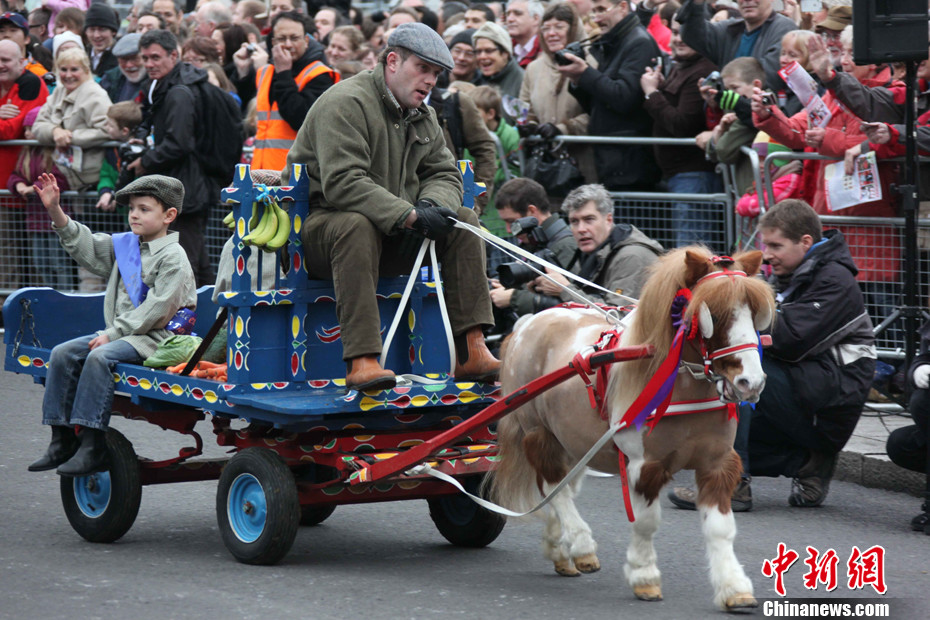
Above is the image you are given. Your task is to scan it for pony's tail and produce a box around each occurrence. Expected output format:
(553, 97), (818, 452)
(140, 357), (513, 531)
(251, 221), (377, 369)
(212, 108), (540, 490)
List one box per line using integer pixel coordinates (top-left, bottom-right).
(487, 414), (548, 519)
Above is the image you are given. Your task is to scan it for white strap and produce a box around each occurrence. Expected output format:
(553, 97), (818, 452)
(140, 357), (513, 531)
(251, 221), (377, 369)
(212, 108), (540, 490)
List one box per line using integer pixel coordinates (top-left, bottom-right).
(380, 239), (457, 375)
(406, 417), (626, 517)
(380, 238), (429, 368)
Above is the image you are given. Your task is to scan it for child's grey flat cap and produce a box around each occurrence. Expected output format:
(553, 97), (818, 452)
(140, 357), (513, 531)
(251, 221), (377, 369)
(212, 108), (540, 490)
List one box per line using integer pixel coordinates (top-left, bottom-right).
(387, 23), (454, 72)
(116, 174), (185, 213)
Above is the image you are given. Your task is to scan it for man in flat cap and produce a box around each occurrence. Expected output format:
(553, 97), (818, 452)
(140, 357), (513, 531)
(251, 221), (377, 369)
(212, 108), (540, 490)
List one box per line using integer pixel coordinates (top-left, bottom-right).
(29, 171), (195, 477)
(101, 32), (147, 104)
(285, 21), (500, 392)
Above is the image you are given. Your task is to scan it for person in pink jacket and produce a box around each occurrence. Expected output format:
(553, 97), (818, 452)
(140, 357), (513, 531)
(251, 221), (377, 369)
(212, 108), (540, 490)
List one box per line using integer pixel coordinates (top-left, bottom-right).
(42, 0), (91, 37)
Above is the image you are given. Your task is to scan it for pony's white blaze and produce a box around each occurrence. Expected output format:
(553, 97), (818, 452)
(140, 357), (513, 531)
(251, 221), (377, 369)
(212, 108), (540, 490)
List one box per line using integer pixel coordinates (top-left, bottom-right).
(725, 304), (765, 402)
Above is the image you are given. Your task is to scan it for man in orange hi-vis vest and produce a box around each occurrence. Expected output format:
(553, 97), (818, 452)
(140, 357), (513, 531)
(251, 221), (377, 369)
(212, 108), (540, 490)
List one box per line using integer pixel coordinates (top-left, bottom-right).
(232, 10), (338, 171)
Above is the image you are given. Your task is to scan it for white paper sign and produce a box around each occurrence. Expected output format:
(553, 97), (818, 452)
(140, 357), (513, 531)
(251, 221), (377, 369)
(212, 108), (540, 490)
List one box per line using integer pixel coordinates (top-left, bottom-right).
(779, 61), (832, 129)
(825, 151), (882, 212)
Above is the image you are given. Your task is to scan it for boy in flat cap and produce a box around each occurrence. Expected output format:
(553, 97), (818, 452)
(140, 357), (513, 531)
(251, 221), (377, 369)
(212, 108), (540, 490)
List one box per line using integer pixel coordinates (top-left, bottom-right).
(28, 173), (196, 477)
(285, 21), (500, 392)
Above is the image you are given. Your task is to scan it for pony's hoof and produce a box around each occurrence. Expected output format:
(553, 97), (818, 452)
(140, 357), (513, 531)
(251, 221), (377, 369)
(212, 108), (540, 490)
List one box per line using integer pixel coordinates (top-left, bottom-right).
(633, 584), (663, 601)
(573, 553), (601, 573)
(554, 559), (581, 577)
(725, 593), (758, 610)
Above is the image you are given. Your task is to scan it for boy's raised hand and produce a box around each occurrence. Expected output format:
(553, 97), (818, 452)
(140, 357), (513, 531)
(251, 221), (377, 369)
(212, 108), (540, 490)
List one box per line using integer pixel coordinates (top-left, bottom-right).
(34, 173), (68, 228)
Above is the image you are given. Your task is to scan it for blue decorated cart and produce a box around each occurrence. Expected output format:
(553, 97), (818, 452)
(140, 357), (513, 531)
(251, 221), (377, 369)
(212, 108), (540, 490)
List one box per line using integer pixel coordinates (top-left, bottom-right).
(4, 163), (651, 565)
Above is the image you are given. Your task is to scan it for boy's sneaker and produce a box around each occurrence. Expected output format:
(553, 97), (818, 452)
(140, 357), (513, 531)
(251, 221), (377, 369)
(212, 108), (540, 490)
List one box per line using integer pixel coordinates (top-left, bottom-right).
(788, 451), (838, 507)
(667, 477), (752, 512)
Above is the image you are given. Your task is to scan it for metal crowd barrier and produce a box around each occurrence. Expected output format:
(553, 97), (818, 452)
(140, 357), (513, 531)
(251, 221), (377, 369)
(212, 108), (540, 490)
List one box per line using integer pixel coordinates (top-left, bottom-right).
(552, 135), (735, 253)
(757, 150), (930, 357)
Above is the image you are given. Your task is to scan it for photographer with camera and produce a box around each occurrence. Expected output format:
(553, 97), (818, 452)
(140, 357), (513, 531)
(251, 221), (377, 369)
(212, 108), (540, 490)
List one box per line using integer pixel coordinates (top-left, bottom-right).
(532, 183), (662, 306)
(640, 16), (719, 249)
(519, 3), (595, 189)
(490, 178), (578, 316)
(232, 11), (337, 171)
(557, 0), (660, 191)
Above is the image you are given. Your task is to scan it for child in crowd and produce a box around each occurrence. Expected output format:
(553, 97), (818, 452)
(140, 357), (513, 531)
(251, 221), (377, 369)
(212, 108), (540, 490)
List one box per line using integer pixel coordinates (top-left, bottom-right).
(97, 101), (144, 214)
(7, 107), (74, 291)
(703, 57), (800, 218)
(28, 173), (197, 477)
(470, 85), (520, 240)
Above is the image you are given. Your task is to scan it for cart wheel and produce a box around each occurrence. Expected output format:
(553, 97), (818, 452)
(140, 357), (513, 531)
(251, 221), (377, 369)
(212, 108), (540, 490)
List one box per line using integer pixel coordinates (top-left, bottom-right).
(216, 448), (300, 565)
(300, 504), (336, 526)
(59, 428), (142, 543)
(427, 474), (505, 548)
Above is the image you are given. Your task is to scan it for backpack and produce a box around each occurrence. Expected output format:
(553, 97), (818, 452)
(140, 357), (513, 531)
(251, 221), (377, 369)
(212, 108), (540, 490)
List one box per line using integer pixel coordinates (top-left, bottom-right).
(185, 81), (244, 185)
(429, 89), (465, 160)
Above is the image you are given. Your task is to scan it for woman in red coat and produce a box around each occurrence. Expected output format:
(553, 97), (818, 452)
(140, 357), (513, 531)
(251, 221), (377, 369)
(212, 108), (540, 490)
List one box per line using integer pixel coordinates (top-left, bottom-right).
(751, 29), (901, 289)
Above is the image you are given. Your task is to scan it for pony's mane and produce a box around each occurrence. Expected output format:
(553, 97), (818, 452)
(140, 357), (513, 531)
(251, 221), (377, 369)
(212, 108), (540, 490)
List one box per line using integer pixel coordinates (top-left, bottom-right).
(625, 246), (774, 378)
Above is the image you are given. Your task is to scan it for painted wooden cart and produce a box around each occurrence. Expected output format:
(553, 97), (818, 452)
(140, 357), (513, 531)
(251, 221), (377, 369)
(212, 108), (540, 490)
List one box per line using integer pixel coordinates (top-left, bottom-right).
(3, 164), (651, 565)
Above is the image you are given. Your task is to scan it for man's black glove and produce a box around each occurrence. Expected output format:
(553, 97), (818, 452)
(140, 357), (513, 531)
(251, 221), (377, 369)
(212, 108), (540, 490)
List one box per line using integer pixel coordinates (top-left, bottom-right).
(537, 122), (561, 140)
(411, 200), (457, 240)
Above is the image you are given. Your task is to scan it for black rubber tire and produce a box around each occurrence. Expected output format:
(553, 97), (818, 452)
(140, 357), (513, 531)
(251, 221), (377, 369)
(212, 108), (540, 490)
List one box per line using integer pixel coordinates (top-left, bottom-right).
(300, 504), (336, 526)
(427, 474), (505, 548)
(59, 428), (142, 543)
(216, 448), (300, 565)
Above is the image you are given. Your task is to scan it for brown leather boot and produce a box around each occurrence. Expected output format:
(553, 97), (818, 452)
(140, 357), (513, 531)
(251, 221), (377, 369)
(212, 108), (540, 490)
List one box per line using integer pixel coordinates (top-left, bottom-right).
(453, 327), (501, 382)
(346, 355), (396, 392)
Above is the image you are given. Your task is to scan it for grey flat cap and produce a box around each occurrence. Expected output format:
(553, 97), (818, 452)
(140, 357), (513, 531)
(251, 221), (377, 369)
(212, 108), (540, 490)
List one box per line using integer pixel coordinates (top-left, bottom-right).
(116, 174), (185, 213)
(387, 22), (454, 72)
(112, 33), (142, 58)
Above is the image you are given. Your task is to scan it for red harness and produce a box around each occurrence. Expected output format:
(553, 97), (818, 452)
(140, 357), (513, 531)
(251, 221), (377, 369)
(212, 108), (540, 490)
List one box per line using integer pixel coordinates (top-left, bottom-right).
(564, 257), (765, 522)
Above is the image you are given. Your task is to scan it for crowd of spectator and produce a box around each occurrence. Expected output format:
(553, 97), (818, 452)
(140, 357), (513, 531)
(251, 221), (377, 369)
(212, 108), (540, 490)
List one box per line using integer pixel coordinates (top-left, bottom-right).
(0, 0), (908, 294)
(0, 0), (928, 532)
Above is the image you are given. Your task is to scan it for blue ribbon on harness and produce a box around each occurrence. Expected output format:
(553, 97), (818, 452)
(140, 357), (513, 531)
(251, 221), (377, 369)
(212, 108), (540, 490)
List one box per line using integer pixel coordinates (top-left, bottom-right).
(112, 232), (196, 335)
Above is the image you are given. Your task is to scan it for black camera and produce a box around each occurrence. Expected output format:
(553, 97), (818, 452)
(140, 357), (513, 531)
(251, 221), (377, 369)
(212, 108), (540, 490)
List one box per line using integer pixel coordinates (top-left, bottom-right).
(42, 72), (56, 88)
(497, 248), (560, 289)
(702, 70), (723, 92)
(509, 216), (549, 248)
(116, 142), (147, 189)
(554, 41), (586, 66)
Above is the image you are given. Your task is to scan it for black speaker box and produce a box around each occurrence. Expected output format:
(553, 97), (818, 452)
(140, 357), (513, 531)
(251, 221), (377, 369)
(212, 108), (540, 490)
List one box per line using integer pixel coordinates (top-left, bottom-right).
(852, 0), (929, 64)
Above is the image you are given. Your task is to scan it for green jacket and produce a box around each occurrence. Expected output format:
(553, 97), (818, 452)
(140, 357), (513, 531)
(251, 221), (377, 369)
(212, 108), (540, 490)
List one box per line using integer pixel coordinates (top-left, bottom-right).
(284, 65), (463, 235)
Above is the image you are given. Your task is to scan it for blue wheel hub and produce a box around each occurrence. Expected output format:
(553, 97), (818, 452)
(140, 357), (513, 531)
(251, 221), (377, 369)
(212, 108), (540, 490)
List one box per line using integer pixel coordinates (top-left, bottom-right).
(73, 472), (112, 518)
(228, 473), (267, 543)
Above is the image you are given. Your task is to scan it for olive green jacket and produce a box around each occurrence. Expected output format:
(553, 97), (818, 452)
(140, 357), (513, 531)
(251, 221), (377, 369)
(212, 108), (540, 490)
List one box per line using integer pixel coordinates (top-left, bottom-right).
(284, 65), (463, 234)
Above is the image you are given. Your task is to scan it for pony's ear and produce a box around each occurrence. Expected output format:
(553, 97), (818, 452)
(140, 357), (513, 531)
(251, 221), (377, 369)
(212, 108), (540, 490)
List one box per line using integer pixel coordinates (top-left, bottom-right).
(699, 302), (714, 340)
(684, 250), (711, 287)
(737, 251), (764, 277)
(753, 302), (774, 331)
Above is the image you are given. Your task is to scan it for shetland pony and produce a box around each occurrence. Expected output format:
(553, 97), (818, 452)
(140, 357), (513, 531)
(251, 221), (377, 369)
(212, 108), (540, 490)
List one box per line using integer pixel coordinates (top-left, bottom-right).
(492, 248), (775, 611)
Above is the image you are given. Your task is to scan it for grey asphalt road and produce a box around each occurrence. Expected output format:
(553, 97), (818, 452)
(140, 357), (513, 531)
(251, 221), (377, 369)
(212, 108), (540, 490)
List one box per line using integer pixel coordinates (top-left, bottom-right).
(0, 365), (926, 620)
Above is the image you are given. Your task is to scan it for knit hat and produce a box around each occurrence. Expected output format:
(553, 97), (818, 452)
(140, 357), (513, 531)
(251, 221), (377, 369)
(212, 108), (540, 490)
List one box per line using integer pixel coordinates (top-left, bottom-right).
(53, 31), (84, 58)
(387, 22), (455, 72)
(448, 28), (476, 51)
(816, 5), (852, 32)
(472, 21), (512, 56)
(84, 3), (119, 32)
(116, 175), (185, 213)
(23, 107), (39, 127)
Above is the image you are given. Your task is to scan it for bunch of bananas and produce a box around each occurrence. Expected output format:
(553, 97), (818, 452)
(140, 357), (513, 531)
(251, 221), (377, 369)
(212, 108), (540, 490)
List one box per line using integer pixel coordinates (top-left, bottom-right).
(222, 199), (292, 252)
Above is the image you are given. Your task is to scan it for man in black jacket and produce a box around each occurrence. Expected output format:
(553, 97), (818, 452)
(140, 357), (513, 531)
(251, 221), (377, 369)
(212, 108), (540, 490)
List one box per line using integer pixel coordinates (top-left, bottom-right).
(100, 33), (146, 104)
(556, 0), (660, 191)
(670, 200), (876, 511)
(128, 29), (220, 286)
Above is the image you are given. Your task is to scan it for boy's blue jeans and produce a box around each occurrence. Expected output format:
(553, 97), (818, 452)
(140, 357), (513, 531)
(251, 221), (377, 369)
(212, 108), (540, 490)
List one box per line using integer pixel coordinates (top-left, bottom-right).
(42, 335), (142, 431)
